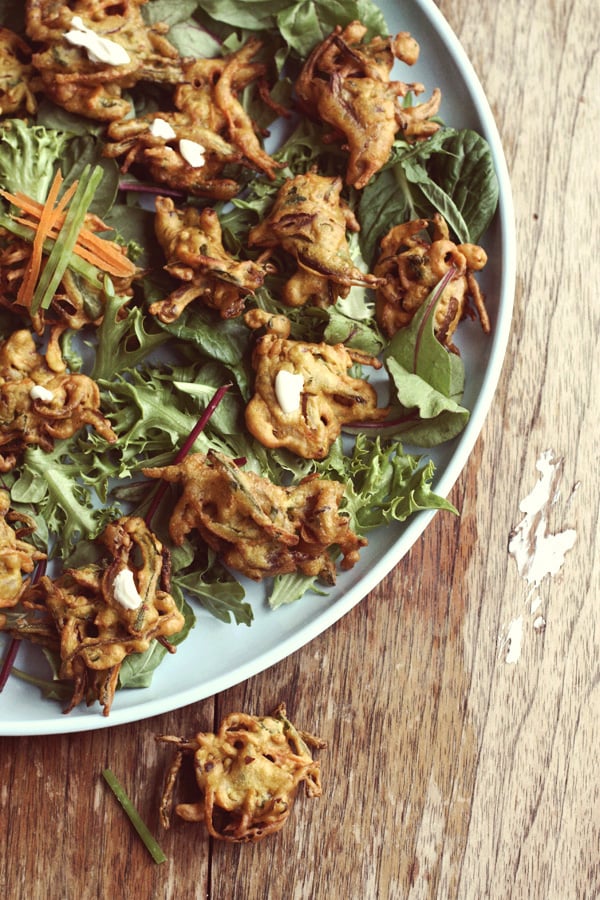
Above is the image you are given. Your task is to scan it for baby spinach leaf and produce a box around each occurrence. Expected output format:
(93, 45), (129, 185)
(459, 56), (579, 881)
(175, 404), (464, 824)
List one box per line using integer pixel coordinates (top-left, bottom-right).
(118, 593), (195, 689)
(358, 127), (499, 264)
(382, 279), (470, 446)
(426, 129), (499, 243)
(142, 0), (200, 27)
(193, 0), (290, 30)
(385, 359), (470, 446)
(277, 0), (386, 58)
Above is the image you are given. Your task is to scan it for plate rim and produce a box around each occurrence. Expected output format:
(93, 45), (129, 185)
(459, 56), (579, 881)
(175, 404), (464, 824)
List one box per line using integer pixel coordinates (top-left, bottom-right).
(0, 0), (516, 736)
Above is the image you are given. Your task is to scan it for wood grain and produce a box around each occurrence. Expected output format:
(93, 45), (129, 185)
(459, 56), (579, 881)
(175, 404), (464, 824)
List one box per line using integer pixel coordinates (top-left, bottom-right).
(1, 2), (598, 898)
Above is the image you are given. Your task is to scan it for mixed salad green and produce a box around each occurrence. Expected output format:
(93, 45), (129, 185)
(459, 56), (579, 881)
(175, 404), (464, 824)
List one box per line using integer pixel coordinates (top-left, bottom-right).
(0, 0), (498, 696)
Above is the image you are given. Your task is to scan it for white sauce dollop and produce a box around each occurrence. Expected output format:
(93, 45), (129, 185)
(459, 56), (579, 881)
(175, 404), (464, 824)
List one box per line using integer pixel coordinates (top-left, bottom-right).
(29, 384), (54, 402)
(179, 138), (206, 168)
(275, 370), (304, 414)
(112, 568), (143, 611)
(149, 117), (177, 140)
(64, 16), (130, 66)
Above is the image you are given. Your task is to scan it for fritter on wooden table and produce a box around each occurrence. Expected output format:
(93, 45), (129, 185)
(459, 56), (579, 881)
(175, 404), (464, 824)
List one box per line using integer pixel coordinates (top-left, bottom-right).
(156, 703), (326, 842)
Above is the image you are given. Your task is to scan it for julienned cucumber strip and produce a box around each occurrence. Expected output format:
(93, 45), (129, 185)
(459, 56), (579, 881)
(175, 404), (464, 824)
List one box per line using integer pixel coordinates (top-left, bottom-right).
(31, 164), (104, 313)
(102, 767), (167, 864)
(0, 214), (103, 285)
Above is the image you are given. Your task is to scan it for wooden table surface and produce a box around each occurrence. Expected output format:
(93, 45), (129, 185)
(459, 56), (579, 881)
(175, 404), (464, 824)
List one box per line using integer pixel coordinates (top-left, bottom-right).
(1, 2), (598, 898)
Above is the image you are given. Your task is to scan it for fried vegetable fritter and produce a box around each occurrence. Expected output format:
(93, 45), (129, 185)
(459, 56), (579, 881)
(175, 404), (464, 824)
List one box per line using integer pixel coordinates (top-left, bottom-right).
(0, 329), (117, 471)
(0, 516), (184, 715)
(374, 213), (490, 351)
(295, 21), (442, 189)
(0, 489), (45, 609)
(25, 0), (183, 121)
(0, 26), (43, 116)
(143, 450), (367, 584)
(149, 196), (272, 321)
(156, 703), (326, 842)
(244, 315), (389, 459)
(248, 170), (382, 307)
(103, 39), (282, 198)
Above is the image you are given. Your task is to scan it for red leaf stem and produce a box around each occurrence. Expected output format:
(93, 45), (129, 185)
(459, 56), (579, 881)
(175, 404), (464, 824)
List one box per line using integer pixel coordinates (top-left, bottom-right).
(0, 557), (47, 692)
(144, 382), (232, 527)
(0, 638), (21, 693)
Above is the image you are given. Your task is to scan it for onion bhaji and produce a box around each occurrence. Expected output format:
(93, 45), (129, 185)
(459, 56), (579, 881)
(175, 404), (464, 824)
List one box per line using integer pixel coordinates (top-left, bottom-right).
(149, 196), (272, 322)
(244, 313), (389, 459)
(295, 21), (442, 189)
(374, 213), (490, 351)
(156, 703), (326, 842)
(25, 0), (183, 121)
(0, 26), (43, 116)
(248, 170), (382, 307)
(103, 39), (282, 198)
(0, 489), (45, 609)
(0, 329), (117, 471)
(143, 450), (367, 584)
(0, 516), (184, 715)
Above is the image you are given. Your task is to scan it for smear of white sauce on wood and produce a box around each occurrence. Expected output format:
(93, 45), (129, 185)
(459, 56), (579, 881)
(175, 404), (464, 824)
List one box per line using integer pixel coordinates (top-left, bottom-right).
(508, 450), (577, 586)
(500, 449), (577, 663)
(501, 616), (524, 665)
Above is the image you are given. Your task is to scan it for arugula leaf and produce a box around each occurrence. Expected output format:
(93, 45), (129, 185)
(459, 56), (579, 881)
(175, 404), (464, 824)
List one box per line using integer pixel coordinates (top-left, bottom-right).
(161, 305), (253, 396)
(91, 282), (171, 381)
(175, 573), (252, 626)
(269, 572), (324, 609)
(100, 369), (202, 462)
(10, 667), (73, 703)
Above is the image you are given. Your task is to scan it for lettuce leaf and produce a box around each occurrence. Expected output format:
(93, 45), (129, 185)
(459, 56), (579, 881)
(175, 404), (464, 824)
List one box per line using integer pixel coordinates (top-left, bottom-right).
(317, 435), (457, 533)
(11, 445), (116, 553)
(0, 120), (70, 203)
(0, 119), (118, 215)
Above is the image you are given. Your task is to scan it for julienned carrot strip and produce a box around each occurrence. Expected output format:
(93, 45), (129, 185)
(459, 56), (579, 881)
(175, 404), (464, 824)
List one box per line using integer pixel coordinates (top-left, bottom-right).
(0, 170), (137, 293)
(32, 164), (104, 313)
(48, 225), (135, 275)
(15, 171), (66, 307)
(12, 216), (136, 278)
